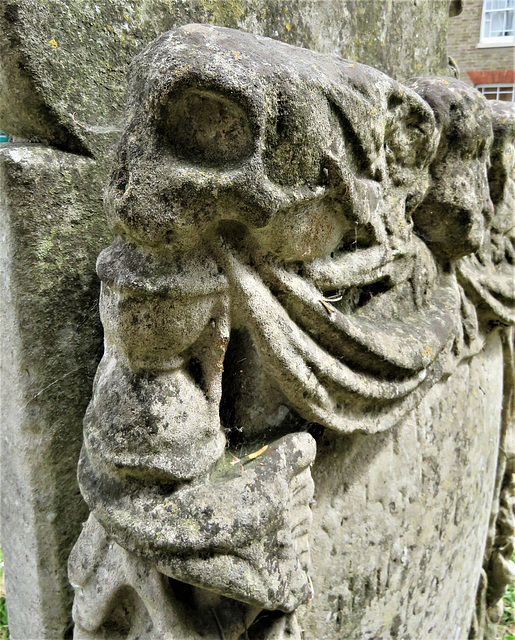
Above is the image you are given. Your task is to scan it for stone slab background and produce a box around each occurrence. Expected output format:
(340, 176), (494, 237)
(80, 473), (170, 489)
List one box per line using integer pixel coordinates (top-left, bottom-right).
(0, 0), (450, 158)
(304, 332), (503, 639)
(0, 2), (456, 638)
(0, 146), (109, 638)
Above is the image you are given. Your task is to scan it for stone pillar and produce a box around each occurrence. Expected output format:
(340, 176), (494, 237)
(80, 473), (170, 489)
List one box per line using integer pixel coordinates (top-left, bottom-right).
(0, 147), (108, 638)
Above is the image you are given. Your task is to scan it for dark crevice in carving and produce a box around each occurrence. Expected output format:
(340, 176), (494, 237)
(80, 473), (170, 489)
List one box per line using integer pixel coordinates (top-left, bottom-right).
(327, 97), (375, 180)
(327, 277), (393, 314)
(245, 609), (285, 637)
(220, 334), (242, 447)
(220, 328), (267, 448)
(274, 95), (289, 138)
(387, 93), (404, 111)
(159, 88), (254, 168)
(186, 356), (205, 393)
(4, 3), (19, 23)
(306, 422), (326, 444)
(332, 221), (378, 253)
(168, 576), (195, 606)
(166, 577), (261, 639)
(95, 587), (142, 638)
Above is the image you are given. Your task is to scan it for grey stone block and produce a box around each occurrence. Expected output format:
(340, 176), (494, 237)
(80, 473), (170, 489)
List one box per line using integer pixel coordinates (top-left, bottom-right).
(0, 145), (110, 638)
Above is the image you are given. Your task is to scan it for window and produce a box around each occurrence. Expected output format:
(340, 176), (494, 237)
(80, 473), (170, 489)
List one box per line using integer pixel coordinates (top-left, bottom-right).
(480, 0), (515, 44)
(476, 83), (515, 100)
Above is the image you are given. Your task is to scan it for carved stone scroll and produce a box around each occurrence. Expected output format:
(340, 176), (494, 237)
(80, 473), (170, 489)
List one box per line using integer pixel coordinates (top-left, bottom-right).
(68, 25), (515, 640)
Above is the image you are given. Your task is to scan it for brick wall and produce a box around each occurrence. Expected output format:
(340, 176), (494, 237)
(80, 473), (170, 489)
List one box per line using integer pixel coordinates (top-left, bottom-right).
(447, 0), (514, 86)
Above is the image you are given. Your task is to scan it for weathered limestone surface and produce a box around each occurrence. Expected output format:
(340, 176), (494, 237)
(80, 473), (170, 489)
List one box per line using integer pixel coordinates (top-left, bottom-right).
(0, 146), (110, 637)
(1, 3), (513, 640)
(67, 25), (514, 640)
(0, 3), (454, 639)
(0, 0), (449, 157)
(463, 99), (515, 639)
(306, 333), (502, 639)
(68, 333), (504, 639)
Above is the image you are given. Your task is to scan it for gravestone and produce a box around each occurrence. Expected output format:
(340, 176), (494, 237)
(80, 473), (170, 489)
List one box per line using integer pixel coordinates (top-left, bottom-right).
(0, 2), (513, 640)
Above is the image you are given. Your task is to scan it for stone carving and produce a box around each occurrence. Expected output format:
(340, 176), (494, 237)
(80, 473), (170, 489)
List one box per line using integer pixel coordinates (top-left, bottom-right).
(68, 25), (514, 640)
(456, 98), (514, 639)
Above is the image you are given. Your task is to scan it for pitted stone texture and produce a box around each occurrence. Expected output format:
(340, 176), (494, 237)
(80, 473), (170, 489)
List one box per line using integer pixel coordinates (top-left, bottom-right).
(68, 25), (513, 640)
(0, 0), (450, 158)
(106, 25), (438, 253)
(456, 100), (515, 329)
(70, 334), (504, 639)
(406, 76), (494, 264)
(0, 3), (501, 640)
(488, 101), (515, 249)
(0, 145), (110, 638)
(100, 25), (451, 447)
(302, 332), (503, 639)
(77, 430), (316, 613)
(471, 102), (515, 634)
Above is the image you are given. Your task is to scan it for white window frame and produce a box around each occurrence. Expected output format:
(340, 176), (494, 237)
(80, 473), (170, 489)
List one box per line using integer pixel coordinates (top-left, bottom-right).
(479, 0), (515, 46)
(476, 83), (515, 101)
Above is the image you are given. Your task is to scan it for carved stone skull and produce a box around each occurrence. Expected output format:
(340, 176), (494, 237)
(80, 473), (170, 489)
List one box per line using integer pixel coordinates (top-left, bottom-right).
(70, 24), (476, 640)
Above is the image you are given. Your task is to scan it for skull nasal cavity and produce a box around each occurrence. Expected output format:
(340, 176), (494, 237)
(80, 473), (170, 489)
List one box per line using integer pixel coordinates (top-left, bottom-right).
(163, 90), (253, 167)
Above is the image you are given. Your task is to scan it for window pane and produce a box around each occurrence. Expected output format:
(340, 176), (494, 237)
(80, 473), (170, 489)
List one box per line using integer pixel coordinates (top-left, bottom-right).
(489, 11), (507, 36)
(483, 0), (515, 37)
(484, 0), (515, 12)
(484, 13), (492, 37)
(506, 7), (514, 34)
(499, 88), (514, 101)
(476, 84), (515, 102)
(482, 88), (499, 99)
(486, 0), (508, 9)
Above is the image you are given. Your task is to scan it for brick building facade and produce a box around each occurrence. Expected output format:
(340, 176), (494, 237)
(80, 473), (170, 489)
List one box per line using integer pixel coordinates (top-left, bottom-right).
(447, 0), (514, 100)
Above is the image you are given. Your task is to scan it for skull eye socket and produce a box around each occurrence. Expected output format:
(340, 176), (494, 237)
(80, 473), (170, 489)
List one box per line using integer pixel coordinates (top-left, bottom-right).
(160, 89), (254, 168)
